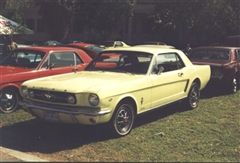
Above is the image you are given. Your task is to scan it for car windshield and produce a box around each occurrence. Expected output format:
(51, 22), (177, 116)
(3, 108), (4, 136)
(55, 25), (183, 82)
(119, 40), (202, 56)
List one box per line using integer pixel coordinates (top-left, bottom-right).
(1, 50), (44, 69)
(189, 49), (230, 60)
(86, 51), (153, 74)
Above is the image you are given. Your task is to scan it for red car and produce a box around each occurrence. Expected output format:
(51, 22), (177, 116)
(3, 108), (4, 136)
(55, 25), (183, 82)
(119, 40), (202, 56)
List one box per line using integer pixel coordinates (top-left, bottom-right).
(0, 46), (92, 113)
(189, 46), (240, 93)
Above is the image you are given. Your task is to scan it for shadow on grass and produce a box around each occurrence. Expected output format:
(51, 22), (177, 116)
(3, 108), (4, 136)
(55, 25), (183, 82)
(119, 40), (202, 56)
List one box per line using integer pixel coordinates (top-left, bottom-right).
(135, 102), (189, 127)
(0, 118), (112, 153)
(200, 83), (233, 99)
(0, 102), (189, 154)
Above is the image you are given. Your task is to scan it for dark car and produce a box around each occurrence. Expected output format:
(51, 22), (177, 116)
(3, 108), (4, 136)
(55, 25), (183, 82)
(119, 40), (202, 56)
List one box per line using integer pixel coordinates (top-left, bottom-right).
(66, 42), (104, 59)
(188, 46), (240, 93)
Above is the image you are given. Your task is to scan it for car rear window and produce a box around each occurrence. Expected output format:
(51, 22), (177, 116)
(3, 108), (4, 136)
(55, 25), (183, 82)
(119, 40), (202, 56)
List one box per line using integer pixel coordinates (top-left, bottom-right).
(189, 49), (230, 60)
(2, 50), (44, 69)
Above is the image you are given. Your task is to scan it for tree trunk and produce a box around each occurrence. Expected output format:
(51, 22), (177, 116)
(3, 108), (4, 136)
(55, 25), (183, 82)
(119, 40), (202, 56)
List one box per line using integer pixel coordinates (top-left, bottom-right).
(127, 0), (137, 42)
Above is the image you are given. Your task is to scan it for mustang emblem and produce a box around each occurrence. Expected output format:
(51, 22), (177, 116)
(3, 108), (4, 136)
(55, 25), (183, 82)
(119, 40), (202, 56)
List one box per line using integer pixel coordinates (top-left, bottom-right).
(44, 93), (54, 100)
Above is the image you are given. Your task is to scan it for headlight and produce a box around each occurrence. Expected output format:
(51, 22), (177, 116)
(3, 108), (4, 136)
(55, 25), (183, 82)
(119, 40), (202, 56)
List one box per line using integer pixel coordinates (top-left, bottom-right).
(21, 86), (28, 97)
(67, 94), (76, 104)
(88, 94), (99, 106)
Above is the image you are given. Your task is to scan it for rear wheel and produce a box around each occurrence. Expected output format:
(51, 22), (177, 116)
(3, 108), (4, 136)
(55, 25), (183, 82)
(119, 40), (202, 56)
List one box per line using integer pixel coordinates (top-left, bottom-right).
(110, 102), (135, 137)
(185, 82), (200, 109)
(229, 77), (238, 94)
(0, 88), (19, 113)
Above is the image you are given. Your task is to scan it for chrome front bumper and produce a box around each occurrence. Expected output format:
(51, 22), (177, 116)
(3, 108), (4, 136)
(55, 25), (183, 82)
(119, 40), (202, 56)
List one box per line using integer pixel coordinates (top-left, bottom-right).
(19, 100), (112, 124)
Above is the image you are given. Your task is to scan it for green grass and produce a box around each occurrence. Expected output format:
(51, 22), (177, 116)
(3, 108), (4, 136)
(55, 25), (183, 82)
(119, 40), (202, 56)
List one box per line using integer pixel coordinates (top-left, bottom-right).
(1, 92), (240, 162)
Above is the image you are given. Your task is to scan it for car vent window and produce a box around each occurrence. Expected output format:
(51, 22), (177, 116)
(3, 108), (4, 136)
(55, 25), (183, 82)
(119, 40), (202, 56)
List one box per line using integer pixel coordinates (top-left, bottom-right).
(75, 53), (83, 64)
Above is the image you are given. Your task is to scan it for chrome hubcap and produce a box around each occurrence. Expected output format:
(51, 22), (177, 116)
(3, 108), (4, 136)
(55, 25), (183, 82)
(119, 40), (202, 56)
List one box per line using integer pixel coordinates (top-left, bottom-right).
(0, 90), (17, 112)
(115, 104), (134, 135)
(232, 78), (237, 93)
(189, 86), (199, 108)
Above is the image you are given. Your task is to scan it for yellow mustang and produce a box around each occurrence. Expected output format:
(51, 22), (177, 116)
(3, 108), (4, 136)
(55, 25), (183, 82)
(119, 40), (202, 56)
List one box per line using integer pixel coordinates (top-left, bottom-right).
(20, 46), (211, 136)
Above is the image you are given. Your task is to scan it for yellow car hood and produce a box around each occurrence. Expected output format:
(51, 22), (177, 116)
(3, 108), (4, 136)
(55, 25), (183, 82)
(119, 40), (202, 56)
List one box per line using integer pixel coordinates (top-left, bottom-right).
(23, 71), (146, 96)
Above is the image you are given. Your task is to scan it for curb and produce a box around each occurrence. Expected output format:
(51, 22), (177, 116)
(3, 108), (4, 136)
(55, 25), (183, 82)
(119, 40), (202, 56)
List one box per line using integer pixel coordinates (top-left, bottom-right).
(0, 146), (48, 162)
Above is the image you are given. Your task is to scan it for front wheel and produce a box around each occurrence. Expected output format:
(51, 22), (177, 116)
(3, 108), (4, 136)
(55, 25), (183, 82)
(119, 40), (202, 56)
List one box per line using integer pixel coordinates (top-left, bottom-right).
(185, 82), (200, 109)
(0, 89), (19, 113)
(110, 102), (135, 137)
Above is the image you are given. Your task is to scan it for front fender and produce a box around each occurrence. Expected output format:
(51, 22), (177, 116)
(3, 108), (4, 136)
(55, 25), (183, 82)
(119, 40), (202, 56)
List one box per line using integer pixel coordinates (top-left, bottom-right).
(113, 94), (139, 113)
(0, 83), (21, 91)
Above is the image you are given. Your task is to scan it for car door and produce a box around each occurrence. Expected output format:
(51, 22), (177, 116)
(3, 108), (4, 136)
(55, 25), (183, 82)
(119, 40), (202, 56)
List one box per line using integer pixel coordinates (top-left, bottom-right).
(150, 53), (190, 108)
(38, 51), (85, 76)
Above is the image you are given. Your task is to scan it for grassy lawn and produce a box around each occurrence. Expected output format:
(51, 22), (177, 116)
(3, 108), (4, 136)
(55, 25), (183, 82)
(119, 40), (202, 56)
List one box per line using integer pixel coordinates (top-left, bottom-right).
(0, 91), (240, 162)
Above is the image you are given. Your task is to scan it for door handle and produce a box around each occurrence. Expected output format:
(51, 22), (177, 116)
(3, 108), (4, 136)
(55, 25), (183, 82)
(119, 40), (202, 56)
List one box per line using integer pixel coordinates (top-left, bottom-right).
(178, 72), (184, 77)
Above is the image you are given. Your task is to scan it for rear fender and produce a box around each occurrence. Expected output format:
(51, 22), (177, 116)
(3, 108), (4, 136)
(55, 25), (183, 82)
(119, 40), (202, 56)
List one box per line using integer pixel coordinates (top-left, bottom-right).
(193, 65), (211, 90)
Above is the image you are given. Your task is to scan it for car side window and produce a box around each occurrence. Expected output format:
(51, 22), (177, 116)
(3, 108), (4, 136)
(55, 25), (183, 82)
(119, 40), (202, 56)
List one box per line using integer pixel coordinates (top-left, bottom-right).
(41, 52), (83, 69)
(153, 53), (185, 74)
(13, 51), (44, 69)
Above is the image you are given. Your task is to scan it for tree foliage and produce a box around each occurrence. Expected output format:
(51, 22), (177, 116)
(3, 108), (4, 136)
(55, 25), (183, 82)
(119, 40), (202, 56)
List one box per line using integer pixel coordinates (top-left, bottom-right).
(37, 0), (131, 41)
(0, 0), (34, 25)
(0, 0), (239, 46)
(151, 0), (240, 46)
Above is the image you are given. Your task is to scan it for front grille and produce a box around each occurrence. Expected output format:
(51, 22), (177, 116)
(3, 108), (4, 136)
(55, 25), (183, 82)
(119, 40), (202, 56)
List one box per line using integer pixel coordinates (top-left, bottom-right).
(23, 99), (100, 114)
(28, 89), (75, 104)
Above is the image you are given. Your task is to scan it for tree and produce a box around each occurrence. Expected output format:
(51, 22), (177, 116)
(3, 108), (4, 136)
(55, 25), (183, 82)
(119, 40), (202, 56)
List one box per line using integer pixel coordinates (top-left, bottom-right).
(0, 0), (35, 25)
(38, 0), (131, 41)
(151, 0), (240, 47)
(38, 0), (71, 40)
(127, 0), (137, 42)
